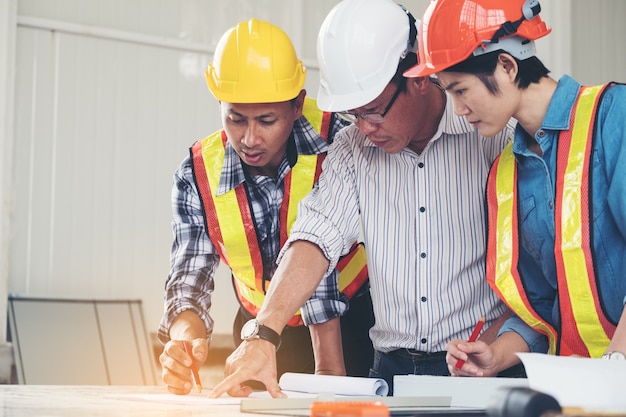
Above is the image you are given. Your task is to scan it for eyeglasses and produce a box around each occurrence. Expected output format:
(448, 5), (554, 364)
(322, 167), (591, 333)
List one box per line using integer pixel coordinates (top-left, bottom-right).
(337, 83), (404, 124)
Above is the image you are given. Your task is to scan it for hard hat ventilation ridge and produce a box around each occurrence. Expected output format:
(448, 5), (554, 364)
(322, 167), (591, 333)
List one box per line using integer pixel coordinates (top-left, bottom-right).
(399, 4), (418, 58)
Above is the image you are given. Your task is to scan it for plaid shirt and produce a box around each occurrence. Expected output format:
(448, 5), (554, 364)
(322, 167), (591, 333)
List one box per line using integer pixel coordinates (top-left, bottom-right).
(158, 114), (349, 344)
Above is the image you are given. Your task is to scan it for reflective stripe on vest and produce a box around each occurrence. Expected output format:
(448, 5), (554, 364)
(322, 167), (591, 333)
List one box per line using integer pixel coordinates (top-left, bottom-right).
(192, 98), (368, 327)
(487, 143), (559, 354)
(487, 84), (616, 356)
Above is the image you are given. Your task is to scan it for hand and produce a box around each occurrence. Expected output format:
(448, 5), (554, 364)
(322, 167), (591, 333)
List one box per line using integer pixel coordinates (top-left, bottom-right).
(159, 338), (208, 395)
(209, 338), (285, 398)
(446, 338), (498, 377)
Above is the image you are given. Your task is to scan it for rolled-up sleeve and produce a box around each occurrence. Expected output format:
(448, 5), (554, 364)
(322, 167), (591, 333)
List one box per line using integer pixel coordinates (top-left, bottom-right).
(498, 315), (549, 354)
(301, 269), (348, 325)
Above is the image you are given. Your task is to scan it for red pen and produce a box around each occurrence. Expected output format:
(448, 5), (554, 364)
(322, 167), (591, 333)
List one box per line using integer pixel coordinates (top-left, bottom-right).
(454, 316), (486, 370)
(183, 341), (202, 393)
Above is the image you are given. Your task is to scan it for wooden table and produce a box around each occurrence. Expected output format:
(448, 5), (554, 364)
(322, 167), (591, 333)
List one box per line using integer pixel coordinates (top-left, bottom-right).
(0, 384), (496, 417)
(0, 385), (267, 417)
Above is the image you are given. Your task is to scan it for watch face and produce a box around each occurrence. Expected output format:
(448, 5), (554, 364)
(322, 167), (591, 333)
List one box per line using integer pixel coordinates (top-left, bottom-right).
(602, 351), (626, 360)
(241, 319), (259, 339)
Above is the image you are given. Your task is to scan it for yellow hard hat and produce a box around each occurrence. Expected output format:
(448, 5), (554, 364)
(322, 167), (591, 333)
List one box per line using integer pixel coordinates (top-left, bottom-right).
(206, 18), (306, 103)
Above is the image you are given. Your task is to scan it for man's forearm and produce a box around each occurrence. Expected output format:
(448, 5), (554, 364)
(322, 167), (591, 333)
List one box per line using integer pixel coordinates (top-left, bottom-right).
(257, 240), (330, 334)
(309, 317), (346, 375)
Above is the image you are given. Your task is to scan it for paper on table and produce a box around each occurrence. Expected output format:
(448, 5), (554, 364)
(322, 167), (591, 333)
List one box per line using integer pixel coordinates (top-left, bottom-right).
(276, 372), (389, 397)
(393, 374), (528, 408)
(517, 352), (626, 413)
(105, 374), (388, 406)
(104, 392), (242, 405)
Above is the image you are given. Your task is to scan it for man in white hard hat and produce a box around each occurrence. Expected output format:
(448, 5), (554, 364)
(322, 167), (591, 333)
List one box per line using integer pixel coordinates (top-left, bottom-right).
(210, 0), (516, 397)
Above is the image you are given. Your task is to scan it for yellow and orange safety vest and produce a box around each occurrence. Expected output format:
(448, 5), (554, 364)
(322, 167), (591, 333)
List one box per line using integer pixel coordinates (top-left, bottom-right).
(486, 84), (616, 357)
(192, 98), (368, 327)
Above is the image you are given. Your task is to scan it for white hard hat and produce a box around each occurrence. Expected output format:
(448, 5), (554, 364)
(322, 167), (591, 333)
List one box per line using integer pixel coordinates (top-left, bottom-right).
(316, 0), (419, 112)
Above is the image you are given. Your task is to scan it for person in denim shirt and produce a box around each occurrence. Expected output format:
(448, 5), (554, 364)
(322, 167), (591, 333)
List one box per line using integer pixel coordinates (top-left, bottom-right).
(406, 0), (626, 375)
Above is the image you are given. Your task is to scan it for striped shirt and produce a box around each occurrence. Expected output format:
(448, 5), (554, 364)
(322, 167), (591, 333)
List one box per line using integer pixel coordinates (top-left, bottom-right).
(290, 96), (514, 353)
(157, 113), (348, 344)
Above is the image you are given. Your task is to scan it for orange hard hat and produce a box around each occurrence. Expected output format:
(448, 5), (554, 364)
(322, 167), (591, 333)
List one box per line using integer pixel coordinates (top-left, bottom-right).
(405, 0), (551, 77)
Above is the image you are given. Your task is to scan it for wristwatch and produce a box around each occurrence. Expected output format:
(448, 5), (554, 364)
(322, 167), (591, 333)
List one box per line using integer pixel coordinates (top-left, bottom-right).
(240, 319), (282, 350)
(601, 351), (626, 360)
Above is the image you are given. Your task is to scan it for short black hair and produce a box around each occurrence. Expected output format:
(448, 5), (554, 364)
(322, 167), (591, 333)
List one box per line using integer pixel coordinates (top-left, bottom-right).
(443, 50), (550, 93)
(391, 52), (418, 92)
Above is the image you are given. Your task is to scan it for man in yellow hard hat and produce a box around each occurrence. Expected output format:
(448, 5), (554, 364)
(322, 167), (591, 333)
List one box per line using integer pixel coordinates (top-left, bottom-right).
(157, 18), (374, 395)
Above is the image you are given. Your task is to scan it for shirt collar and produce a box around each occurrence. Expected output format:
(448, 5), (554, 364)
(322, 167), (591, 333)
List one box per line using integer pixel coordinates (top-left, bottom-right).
(539, 74), (580, 131)
(216, 115), (329, 195)
(511, 75), (580, 154)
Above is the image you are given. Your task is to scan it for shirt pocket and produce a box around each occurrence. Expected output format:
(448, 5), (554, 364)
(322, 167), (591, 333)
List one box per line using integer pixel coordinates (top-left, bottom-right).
(519, 194), (536, 223)
(518, 195), (545, 261)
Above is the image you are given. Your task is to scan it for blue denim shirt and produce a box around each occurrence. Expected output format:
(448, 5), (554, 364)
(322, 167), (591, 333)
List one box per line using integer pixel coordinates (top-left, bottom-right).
(499, 75), (626, 353)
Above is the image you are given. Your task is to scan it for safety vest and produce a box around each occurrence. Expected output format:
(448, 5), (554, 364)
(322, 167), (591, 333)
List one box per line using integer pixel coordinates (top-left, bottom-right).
(191, 98), (368, 327)
(486, 84), (616, 357)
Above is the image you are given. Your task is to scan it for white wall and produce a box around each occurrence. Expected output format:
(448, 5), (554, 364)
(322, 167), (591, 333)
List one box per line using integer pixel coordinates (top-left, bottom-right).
(1, 0), (18, 352)
(1, 0), (625, 353)
(2, 0), (343, 348)
(571, 0), (626, 85)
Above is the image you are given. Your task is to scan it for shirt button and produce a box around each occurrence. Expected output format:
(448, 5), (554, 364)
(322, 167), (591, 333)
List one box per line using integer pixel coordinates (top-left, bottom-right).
(418, 162), (424, 168)
(419, 207), (426, 213)
(537, 130), (546, 138)
(421, 296), (427, 302)
(420, 253), (426, 259)
(421, 338), (427, 344)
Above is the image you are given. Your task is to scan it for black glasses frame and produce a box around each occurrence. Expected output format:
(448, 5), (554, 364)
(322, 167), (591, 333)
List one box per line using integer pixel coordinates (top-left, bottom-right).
(338, 80), (405, 124)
